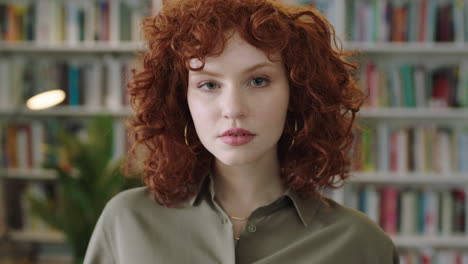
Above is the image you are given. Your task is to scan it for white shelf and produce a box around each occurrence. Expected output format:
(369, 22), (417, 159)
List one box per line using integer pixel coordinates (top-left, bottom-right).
(0, 168), (57, 180)
(345, 42), (468, 54)
(9, 230), (66, 243)
(1, 106), (467, 120)
(359, 108), (468, 121)
(0, 106), (133, 118)
(349, 172), (468, 186)
(0, 41), (146, 53)
(392, 235), (468, 248)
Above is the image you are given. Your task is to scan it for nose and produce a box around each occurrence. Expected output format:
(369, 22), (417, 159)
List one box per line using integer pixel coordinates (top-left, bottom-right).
(221, 87), (248, 120)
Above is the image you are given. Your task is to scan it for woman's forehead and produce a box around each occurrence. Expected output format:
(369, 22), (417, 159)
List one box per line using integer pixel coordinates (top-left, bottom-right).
(188, 32), (282, 72)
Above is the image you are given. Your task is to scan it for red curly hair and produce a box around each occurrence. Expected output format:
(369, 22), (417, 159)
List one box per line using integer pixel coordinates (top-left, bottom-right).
(127, 0), (365, 206)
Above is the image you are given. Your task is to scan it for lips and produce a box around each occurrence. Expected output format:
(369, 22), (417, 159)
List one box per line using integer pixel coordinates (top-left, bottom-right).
(219, 128), (256, 146)
(220, 128), (255, 137)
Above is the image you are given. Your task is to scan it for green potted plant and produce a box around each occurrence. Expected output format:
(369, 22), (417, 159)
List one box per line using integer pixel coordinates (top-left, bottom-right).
(29, 116), (141, 264)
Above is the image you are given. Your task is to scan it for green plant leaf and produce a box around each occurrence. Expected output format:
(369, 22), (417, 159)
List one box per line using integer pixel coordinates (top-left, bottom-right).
(30, 115), (142, 261)
(28, 196), (63, 231)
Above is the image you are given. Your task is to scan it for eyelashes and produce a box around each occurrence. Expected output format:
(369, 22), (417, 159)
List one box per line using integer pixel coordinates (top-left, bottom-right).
(198, 82), (220, 91)
(249, 77), (270, 87)
(197, 76), (271, 91)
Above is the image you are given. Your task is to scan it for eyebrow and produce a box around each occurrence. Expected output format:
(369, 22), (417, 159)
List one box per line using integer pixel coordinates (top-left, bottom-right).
(190, 62), (276, 78)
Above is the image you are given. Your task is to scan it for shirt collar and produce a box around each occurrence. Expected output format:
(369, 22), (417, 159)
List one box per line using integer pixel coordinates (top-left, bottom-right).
(187, 172), (325, 228)
(283, 188), (324, 228)
(188, 171), (213, 206)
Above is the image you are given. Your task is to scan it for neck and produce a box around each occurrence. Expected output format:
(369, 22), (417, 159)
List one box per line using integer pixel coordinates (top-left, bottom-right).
(212, 152), (285, 217)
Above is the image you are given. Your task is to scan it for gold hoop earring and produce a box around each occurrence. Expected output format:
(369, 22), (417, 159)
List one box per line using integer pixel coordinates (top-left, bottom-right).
(184, 123), (189, 147)
(288, 119), (298, 150)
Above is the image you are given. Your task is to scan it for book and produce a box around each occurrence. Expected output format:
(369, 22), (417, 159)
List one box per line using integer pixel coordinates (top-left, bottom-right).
(377, 123), (390, 171)
(68, 63), (81, 106)
(109, 0), (120, 43)
(400, 189), (416, 235)
(380, 186), (398, 235)
(423, 189), (439, 235)
(437, 128), (452, 172)
(65, 1), (79, 45)
(104, 56), (123, 110)
(347, 0), (467, 43)
(31, 121), (45, 169)
(397, 128), (408, 173)
(454, 0), (465, 43)
(1, 0), (149, 44)
(84, 60), (104, 108)
(400, 64), (416, 107)
(417, 189), (425, 233)
(457, 61), (468, 107)
(435, 1), (453, 42)
(458, 129), (468, 172)
(413, 126), (426, 172)
(453, 189), (465, 234)
(440, 190), (453, 235)
(0, 58), (10, 109)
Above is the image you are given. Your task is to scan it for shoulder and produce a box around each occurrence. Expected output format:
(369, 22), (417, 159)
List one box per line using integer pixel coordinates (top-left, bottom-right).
(319, 198), (392, 240)
(102, 186), (158, 218)
(84, 187), (155, 264)
(108, 186), (154, 208)
(315, 198), (397, 258)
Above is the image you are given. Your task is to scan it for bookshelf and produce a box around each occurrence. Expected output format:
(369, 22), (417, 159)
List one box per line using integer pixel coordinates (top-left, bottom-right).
(0, 42), (146, 53)
(360, 108), (468, 121)
(0, 168), (57, 181)
(350, 172), (468, 186)
(332, 0), (468, 262)
(9, 230), (65, 244)
(392, 235), (468, 249)
(0, 0), (467, 263)
(345, 42), (468, 54)
(0, 0), (156, 263)
(0, 106), (133, 118)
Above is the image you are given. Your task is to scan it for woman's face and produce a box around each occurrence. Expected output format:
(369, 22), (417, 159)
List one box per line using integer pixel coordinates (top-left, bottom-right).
(187, 32), (290, 167)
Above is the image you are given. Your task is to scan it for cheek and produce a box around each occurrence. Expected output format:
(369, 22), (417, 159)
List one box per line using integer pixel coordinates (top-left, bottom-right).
(187, 92), (201, 120)
(261, 88), (289, 120)
(188, 98), (215, 130)
(267, 89), (289, 132)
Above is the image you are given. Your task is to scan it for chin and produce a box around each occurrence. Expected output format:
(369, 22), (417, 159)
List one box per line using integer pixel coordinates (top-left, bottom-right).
(214, 153), (259, 167)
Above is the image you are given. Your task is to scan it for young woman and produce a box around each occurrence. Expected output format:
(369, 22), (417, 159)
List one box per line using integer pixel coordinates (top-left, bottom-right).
(84, 0), (399, 263)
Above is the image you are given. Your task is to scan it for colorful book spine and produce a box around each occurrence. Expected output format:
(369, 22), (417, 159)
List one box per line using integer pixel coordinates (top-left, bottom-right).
(348, 0), (468, 43)
(361, 61), (467, 108)
(400, 189), (416, 235)
(380, 186), (398, 235)
(0, 57), (134, 109)
(399, 249), (468, 264)
(351, 187), (468, 237)
(68, 65), (80, 106)
(353, 124), (468, 173)
(0, 0), (148, 44)
(423, 190), (438, 235)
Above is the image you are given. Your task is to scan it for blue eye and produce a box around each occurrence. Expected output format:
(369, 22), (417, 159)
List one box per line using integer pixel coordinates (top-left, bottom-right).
(198, 82), (219, 90)
(249, 77), (270, 87)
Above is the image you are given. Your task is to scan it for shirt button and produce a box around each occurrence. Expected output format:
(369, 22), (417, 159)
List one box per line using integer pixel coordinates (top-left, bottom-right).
(247, 225), (256, 233)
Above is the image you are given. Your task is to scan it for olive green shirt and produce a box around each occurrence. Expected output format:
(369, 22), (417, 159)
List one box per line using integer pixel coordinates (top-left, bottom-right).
(84, 174), (399, 264)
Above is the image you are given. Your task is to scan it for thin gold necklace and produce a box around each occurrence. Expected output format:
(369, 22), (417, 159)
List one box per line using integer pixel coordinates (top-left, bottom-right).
(228, 215), (248, 221)
(228, 215), (248, 240)
(225, 196), (280, 240)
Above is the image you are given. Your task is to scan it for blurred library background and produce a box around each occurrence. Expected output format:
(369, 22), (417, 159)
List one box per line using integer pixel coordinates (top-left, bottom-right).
(0, 0), (467, 263)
